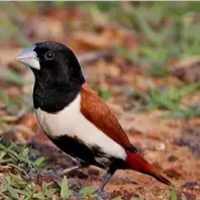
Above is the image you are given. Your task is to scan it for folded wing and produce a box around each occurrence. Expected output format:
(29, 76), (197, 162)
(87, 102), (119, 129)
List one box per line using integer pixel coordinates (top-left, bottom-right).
(80, 83), (137, 153)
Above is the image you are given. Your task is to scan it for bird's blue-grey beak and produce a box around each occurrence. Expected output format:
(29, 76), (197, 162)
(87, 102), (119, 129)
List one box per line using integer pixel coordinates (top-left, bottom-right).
(17, 45), (40, 70)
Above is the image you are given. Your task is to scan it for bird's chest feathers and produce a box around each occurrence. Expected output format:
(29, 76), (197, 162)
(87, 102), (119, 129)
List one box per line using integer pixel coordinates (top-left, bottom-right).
(35, 94), (81, 138)
(34, 94), (126, 160)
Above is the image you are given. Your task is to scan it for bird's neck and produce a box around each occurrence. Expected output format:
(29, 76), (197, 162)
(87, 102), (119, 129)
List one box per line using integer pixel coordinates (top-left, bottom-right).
(33, 76), (85, 113)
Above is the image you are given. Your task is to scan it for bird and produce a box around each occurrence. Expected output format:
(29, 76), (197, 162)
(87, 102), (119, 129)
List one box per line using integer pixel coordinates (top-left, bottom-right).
(17, 41), (172, 197)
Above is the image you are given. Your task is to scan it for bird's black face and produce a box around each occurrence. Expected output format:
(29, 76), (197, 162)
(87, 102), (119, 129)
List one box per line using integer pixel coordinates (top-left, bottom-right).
(17, 41), (85, 86)
(17, 41), (85, 112)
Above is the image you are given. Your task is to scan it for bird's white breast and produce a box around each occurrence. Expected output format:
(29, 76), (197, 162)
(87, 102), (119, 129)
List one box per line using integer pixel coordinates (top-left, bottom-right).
(35, 94), (127, 160)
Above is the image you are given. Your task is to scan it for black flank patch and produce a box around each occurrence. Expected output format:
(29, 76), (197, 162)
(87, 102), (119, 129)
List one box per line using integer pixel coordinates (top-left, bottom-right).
(49, 135), (126, 170)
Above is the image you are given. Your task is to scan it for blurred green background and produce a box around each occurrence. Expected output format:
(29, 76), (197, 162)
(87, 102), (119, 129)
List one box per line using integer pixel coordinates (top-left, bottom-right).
(1, 1), (200, 118)
(1, 1), (200, 62)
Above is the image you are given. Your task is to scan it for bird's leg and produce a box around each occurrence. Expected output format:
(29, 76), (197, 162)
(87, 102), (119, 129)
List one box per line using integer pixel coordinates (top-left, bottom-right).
(62, 165), (81, 175)
(62, 162), (88, 175)
(95, 173), (113, 199)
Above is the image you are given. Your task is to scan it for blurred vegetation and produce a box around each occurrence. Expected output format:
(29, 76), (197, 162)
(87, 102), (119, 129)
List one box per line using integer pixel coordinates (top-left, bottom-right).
(2, 2), (200, 61)
(1, 2), (200, 118)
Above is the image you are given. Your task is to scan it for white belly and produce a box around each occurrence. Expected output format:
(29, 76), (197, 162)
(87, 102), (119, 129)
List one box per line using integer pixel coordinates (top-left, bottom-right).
(35, 94), (127, 160)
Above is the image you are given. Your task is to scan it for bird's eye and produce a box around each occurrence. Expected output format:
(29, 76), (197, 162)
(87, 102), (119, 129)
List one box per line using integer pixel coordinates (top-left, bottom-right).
(45, 51), (55, 60)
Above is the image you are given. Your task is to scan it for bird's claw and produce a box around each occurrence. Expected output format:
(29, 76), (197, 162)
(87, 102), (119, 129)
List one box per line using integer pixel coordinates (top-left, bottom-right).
(94, 190), (111, 200)
(71, 191), (82, 197)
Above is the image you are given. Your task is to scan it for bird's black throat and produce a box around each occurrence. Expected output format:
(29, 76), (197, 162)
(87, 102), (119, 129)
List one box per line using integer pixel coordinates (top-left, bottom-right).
(33, 69), (85, 113)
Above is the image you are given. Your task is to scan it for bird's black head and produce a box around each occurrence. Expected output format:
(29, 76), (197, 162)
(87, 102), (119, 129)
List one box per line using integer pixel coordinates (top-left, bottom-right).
(17, 41), (85, 112)
(17, 41), (85, 85)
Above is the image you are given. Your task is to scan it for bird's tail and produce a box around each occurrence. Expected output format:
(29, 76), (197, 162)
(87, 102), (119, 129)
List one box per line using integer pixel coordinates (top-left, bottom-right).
(126, 151), (173, 187)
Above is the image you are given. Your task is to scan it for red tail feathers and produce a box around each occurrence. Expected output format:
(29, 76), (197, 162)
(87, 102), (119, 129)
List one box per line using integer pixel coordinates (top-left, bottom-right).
(126, 151), (173, 187)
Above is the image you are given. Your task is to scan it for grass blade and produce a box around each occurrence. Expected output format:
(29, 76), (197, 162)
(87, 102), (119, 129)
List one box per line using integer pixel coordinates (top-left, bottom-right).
(171, 189), (177, 200)
(60, 176), (71, 198)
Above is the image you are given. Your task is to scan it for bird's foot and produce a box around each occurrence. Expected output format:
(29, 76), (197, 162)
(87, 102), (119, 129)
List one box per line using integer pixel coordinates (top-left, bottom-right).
(94, 189), (111, 200)
(62, 162), (89, 175)
(62, 165), (80, 175)
(71, 188), (111, 199)
(71, 191), (82, 197)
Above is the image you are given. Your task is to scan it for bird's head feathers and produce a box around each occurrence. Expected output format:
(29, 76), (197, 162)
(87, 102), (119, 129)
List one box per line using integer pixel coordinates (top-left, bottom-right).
(17, 41), (85, 85)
